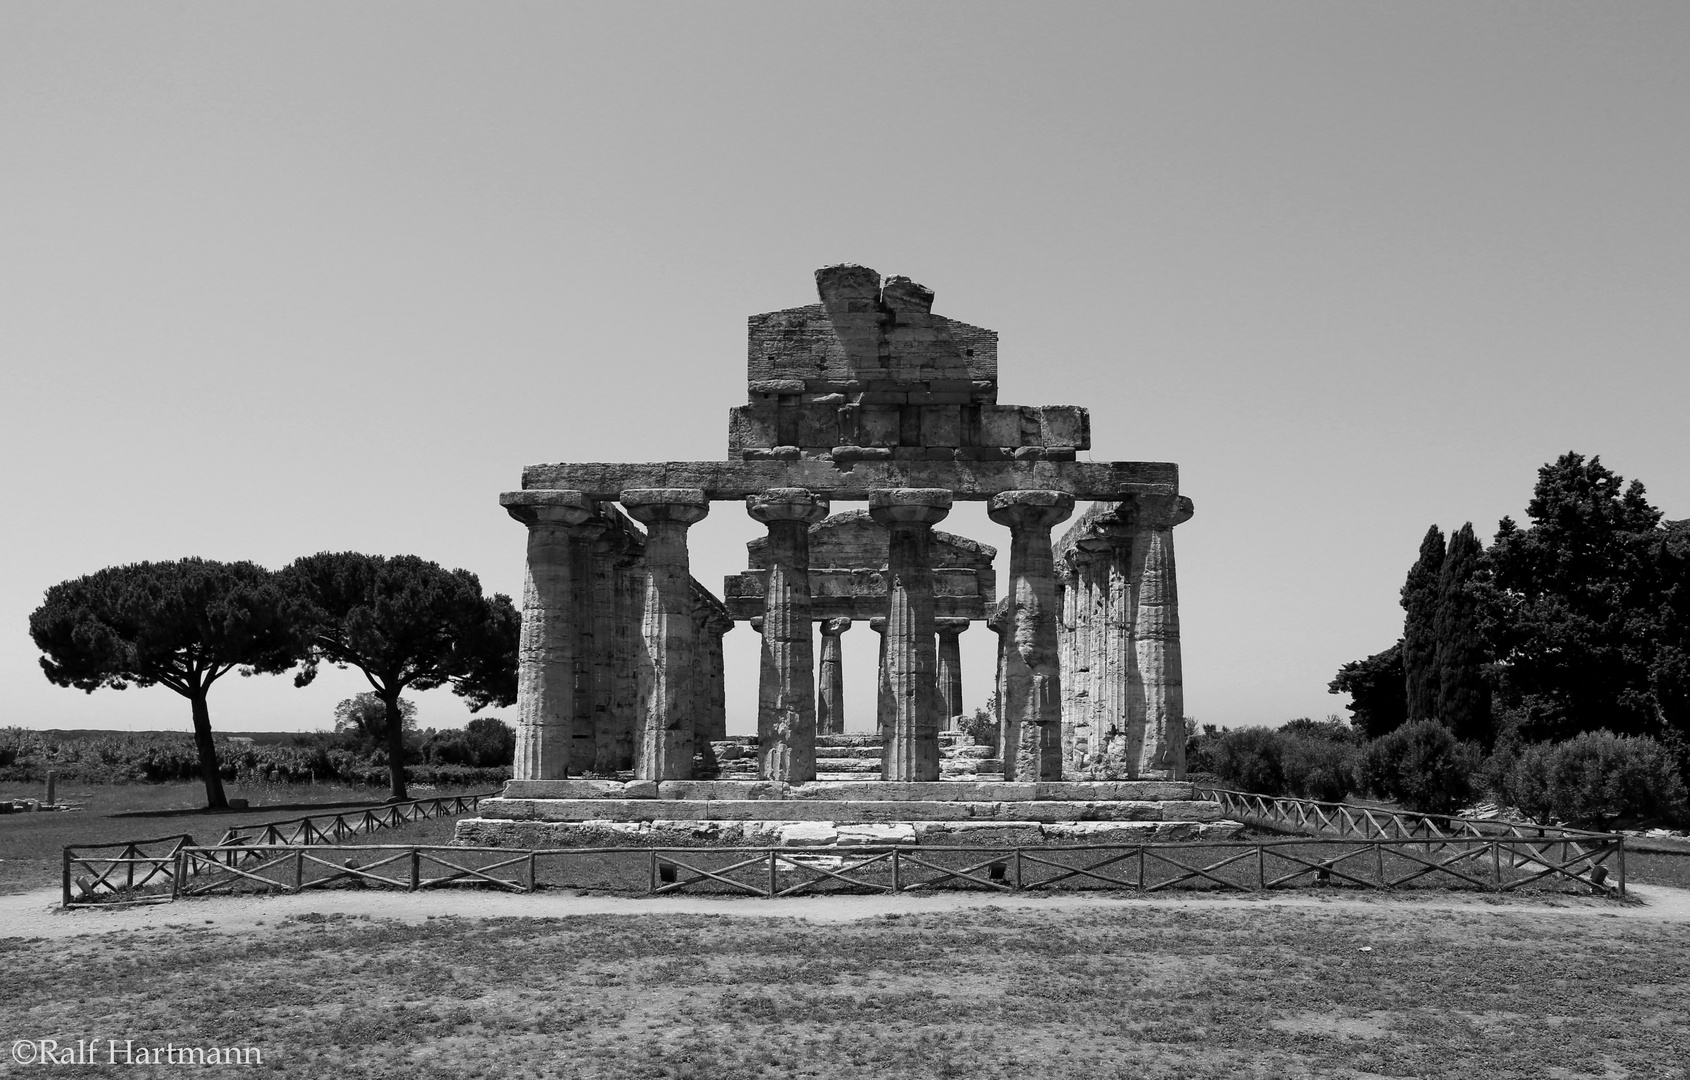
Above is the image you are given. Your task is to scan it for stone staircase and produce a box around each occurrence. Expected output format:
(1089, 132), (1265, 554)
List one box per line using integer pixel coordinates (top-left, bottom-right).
(699, 731), (1003, 781)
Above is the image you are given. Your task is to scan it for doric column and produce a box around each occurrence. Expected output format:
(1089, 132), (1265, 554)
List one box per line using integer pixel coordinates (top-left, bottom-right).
(1057, 555), (1081, 770)
(607, 532), (646, 771)
(621, 488), (710, 781)
(868, 488), (952, 782)
(1077, 516), (1134, 776)
(817, 617), (852, 736)
(748, 488), (829, 783)
(869, 616), (890, 748)
(504, 491), (599, 781)
(988, 490), (1075, 782)
(985, 600), (1008, 758)
(935, 618), (970, 728)
(589, 524), (633, 775)
(1131, 494), (1191, 779)
(698, 607), (733, 744)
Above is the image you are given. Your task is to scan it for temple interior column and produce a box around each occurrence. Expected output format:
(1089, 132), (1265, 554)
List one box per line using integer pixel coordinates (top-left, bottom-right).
(868, 488), (951, 782)
(589, 524), (630, 775)
(1057, 558), (1080, 771)
(1073, 514), (1133, 776)
(816, 617), (852, 736)
(869, 616), (890, 748)
(936, 618), (969, 729)
(989, 489), (1075, 782)
(505, 491), (597, 781)
(748, 488), (829, 783)
(986, 601), (1008, 759)
(621, 487), (710, 781)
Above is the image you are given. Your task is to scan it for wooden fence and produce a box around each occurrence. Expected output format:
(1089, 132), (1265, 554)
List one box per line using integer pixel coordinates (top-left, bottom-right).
(61, 791), (494, 908)
(66, 834), (1625, 905)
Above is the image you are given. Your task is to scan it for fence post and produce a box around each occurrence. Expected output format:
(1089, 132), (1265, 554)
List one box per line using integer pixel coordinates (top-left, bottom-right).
(1138, 847), (1146, 891)
(62, 848), (72, 908)
(295, 849), (305, 892)
(125, 844), (135, 894)
(1491, 841), (1502, 890)
(410, 849), (421, 892)
(172, 848), (183, 900)
(891, 848), (901, 893)
(1616, 838), (1626, 897)
(1375, 842), (1384, 889)
(1012, 849), (1023, 891)
(1256, 845), (1265, 891)
(768, 849), (778, 898)
(527, 851), (536, 893)
(649, 850), (658, 894)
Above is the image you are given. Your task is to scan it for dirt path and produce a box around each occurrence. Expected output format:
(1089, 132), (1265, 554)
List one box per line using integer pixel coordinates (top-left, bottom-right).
(6, 881), (1689, 940)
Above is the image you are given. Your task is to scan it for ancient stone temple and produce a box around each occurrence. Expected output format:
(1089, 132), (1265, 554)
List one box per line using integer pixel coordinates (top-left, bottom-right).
(458, 265), (1233, 849)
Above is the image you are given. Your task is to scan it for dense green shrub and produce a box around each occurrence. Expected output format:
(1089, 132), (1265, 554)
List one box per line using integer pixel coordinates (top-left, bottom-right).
(1203, 722), (1360, 801)
(1361, 720), (1481, 815)
(1502, 731), (1689, 829)
(1209, 728), (1287, 796)
(0, 722), (513, 787)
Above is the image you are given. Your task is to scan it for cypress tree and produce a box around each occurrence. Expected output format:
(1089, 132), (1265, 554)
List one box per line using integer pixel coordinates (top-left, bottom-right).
(1401, 525), (1445, 723)
(1436, 523), (1491, 744)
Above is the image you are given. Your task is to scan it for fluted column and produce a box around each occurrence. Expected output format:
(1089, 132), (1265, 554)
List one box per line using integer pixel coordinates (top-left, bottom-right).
(869, 616), (890, 749)
(1077, 516), (1134, 776)
(985, 600), (1008, 759)
(700, 610), (732, 744)
(1131, 495), (1191, 779)
(621, 488), (710, 781)
(817, 617), (852, 736)
(607, 533), (646, 771)
(748, 488), (829, 782)
(589, 525), (632, 775)
(505, 491), (598, 781)
(1057, 556), (1080, 770)
(989, 490), (1075, 782)
(935, 618), (969, 728)
(868, 488), (951, 782)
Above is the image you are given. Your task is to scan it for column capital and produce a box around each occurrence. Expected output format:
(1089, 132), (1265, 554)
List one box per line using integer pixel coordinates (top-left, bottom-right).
(868, 616), (887, 635)
(621, 488), (710, 526)
(987, 489), (1076, 530)
(747, 488), (829, 525)
(821, 616), (854, 635)
(502, 489), (595, 528)
(868, 488), (952, 526)
(936, 617), (971, 639)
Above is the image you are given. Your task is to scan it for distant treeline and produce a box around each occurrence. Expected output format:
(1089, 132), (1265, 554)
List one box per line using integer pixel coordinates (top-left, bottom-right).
(0, 716), (515, 789)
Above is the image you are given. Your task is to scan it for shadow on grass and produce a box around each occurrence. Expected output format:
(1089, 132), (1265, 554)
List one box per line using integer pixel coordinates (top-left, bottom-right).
(111, 798), (391, 820)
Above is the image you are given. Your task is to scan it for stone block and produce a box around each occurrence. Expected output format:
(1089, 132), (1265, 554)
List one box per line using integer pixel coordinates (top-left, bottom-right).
(728, 406), (777, 452)
(1034, 781), (1194, 801)
(856, 391), (908, 405)
(919, 405), (962, 447)
(837, 823), (918, 846)
(831, 445), (893, 461)
(1037, 406), (1090, 449)
(1043, 446), (1077, 461)
(797, 406), (841, 448)
(857, 407), (900, 446)
(658, 780), (792, 800)
(977, 405), (1023, 447)
(777, 821), (840, 846)
(623, 780), (660, 799)
(913, 821), (1044, 846)
(907, 392), (973, 405)
(749, 378), (807, 394)
(1012, 446), (1044, 461)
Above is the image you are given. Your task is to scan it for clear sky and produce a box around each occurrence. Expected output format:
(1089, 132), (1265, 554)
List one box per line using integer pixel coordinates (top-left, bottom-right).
(3, 2), (1686, 737)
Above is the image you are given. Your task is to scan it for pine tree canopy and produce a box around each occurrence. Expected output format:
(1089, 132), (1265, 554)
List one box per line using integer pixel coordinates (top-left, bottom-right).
(28, 558), (300, 807)
(280, 552), (520, 799)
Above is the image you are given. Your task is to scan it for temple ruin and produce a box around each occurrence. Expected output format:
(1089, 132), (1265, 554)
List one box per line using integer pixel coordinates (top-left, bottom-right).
(459, 265), (1232, 849)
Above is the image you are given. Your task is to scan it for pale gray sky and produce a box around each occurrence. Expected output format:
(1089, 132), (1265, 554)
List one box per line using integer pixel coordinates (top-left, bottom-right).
(3, 2), (1686, 736)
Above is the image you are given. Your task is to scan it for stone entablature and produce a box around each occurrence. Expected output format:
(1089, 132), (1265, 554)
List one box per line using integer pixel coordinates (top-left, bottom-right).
(724, 510), (997, 621)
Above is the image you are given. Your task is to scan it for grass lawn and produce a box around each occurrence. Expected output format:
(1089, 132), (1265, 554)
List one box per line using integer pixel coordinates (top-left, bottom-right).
(0, 781), (493, 894)
(3, 902), (1686, 1079)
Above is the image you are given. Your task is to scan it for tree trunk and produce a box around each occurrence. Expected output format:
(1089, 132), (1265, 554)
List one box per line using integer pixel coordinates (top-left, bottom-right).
(188, 690), (229, 810)
(383, 691), (409, 801)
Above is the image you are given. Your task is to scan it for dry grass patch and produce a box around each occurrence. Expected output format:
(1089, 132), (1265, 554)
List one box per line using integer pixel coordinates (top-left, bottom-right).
(3, 901), (1687, 1079)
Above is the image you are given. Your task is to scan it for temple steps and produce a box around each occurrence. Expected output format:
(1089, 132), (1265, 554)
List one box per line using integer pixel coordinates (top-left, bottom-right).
(477, 797), (1225, 824)
(456, 818), (1242, 849)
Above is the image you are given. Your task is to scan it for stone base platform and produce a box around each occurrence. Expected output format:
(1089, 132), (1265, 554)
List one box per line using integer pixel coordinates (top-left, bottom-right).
(454, 817), (1242, 849)
(455, 779), (1243, 850)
